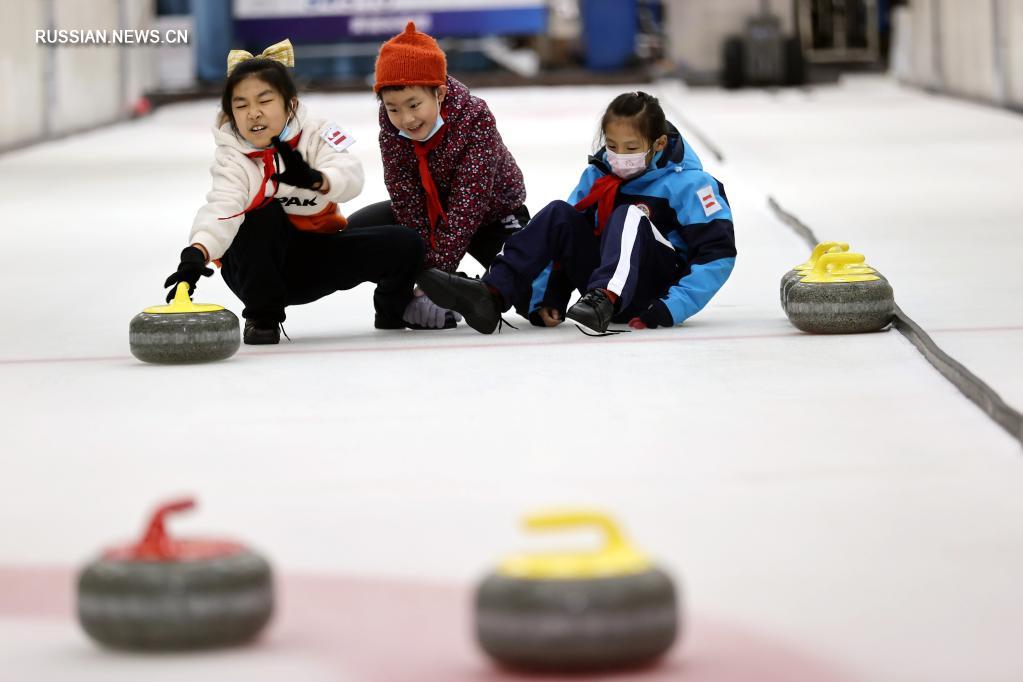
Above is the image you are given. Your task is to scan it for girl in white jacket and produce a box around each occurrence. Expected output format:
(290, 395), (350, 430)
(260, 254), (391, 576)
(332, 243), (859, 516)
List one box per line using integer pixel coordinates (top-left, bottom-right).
(164, 41), (424, 344)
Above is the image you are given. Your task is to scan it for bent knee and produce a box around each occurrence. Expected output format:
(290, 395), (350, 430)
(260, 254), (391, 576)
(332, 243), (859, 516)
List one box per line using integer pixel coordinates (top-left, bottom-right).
(393, 226), (426, 260)
(546, 199), (576, 215)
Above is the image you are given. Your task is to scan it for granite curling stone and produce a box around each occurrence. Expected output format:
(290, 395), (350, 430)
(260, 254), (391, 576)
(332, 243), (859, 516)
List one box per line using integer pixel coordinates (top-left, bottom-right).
(130, 282), (239, 364)
(77, 498), (274, 651)
(475, 511), (679, 672)
(781, 244), (886, 313)
(786, 252), (894, 334)
(780, 241), (848, 312)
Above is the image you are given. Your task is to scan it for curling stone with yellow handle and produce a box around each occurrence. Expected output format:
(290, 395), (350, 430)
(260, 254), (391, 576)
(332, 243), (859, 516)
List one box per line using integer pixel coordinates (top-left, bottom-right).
(129, 282), (240, 364)
(780, 241), (849, 311)
(786, 252), (894, 334)
(474, 510), (679, 672)
(783, 254), (883, 314)
(77, 498), (274, 650)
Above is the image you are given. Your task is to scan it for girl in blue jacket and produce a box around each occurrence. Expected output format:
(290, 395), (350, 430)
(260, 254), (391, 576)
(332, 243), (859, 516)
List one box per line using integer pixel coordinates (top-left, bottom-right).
(417, 91), (737, 335)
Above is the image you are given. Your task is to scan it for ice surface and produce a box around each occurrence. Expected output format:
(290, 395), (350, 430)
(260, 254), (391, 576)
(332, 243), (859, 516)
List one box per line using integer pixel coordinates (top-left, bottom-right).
(663, 76), (1023, 406)
(0, 76), (1021, 681)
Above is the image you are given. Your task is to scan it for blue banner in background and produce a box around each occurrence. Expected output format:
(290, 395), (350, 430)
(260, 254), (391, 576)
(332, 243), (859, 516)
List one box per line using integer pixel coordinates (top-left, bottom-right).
(233, 1), (546, 42)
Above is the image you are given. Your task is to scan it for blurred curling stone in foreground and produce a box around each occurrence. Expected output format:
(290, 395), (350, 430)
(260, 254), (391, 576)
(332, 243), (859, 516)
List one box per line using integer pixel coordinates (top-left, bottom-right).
(77, 498), (274, 650)
(475, 510), (680, 672)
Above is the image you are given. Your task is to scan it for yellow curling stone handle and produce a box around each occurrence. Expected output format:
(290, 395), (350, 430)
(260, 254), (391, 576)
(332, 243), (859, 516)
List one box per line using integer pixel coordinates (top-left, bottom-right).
(802, 252), (880, 283)
(497, 510), (652, 580)
(794, 241), (849, 271)
(144, 282), (225, 314)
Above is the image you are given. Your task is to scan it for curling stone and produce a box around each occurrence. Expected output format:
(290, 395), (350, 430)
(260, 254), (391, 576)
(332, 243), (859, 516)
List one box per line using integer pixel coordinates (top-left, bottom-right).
(786, 252), (894, 334)
(77, 498), (274, 651)
(780, 241), (848, 311)
(475, 510), (679, 672)
(129, 282), (239, 364)
(783, 253), (882, 314)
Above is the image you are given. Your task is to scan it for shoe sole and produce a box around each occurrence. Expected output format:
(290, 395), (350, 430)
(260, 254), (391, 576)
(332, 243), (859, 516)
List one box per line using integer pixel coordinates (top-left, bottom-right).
(565, 308), (610, 335)
(404, 319), (458, 330)
(416, 270), (499, 334)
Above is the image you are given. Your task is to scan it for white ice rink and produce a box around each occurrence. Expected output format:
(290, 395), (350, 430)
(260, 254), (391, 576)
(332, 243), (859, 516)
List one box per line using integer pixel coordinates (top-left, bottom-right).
(0, 75), (1021, 681)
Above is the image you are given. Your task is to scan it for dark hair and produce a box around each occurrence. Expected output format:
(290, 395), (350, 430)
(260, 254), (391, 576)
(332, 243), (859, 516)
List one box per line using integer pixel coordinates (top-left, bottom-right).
(376, 84), (440, 101)
(598, 91), (668, 147)
(220, 58), (298, 132)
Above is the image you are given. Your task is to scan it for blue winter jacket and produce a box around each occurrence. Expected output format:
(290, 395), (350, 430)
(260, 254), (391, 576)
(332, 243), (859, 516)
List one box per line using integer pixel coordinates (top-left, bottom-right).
(533, 123), (737, 325)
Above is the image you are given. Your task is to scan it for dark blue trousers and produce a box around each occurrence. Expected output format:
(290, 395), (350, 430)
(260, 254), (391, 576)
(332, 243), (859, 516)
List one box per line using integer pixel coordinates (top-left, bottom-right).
(483, 200), (680, 321)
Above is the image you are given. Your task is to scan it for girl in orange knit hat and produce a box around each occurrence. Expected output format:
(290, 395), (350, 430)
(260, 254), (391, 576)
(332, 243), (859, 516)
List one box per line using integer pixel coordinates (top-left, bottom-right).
(346, 22), (529, 330)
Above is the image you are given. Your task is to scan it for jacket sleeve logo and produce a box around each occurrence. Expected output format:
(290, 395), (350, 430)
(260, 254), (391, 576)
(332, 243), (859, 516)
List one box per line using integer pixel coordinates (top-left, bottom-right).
(697, 185), (722, 217)
(321, 124), (356, 152)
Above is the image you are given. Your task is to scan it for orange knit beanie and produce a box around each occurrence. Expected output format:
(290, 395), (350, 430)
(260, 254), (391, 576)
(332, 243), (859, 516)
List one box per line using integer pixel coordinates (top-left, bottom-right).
(373, 21), (447, 93)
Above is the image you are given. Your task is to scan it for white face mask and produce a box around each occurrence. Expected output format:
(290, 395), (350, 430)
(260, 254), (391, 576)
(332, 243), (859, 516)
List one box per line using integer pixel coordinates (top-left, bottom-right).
(606, 148), (650, 179)
(398, 97), (445, 142)
(399, 113), (444, 141)
(278, 113), (296, 141)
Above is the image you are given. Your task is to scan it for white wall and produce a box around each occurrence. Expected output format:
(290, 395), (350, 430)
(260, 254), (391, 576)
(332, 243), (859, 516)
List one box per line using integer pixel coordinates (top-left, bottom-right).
(897, 0), (1023, 109)
(938, 0), (999, 101)
(1004, 0), (1023, 106)
(50, 0), (123, 135)
(0, 2), (48, 146)
(0, 0), (157, 151)
(905, 0), (942, 89)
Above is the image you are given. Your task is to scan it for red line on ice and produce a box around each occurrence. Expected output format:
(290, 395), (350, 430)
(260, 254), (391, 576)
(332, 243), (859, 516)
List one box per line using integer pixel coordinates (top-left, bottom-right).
(1, 324), (1020, 367)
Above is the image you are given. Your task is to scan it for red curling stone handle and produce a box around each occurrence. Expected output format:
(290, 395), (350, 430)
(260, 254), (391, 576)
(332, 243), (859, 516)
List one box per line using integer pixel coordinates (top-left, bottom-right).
(103, 497), (245, 562)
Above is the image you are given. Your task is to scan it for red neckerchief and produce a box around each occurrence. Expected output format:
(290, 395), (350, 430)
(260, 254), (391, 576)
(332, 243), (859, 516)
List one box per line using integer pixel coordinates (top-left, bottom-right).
(219, 131), (303, 220)
(412, 124), (448, 249)
(573, 173), (623, 236)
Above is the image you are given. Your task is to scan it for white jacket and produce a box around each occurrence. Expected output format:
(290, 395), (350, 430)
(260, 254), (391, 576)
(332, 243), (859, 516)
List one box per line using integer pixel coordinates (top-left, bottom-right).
(189, 101), (365, 261)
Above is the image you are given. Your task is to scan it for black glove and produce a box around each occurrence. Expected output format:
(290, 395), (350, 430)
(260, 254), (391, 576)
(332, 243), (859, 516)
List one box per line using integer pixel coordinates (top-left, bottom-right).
(271, 135), (324, 190)
(164, 246), (213, 302)
(630, 299), (674, 329)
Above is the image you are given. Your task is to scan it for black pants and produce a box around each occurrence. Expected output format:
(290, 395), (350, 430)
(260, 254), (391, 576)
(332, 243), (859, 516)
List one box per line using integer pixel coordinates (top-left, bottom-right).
(346, 200), (530, 270)
(220, 201), (424, 324)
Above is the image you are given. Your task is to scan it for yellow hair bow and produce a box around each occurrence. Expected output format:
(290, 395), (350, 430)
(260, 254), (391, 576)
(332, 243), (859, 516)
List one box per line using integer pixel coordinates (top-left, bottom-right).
(226, 39), (295, 74)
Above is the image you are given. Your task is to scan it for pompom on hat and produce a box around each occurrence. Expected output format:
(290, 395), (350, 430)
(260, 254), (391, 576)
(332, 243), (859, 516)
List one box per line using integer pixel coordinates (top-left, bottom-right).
(374, 21), (447, 93)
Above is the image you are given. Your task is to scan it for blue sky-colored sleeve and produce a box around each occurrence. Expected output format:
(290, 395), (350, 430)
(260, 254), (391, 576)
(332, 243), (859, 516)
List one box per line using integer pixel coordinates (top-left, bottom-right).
(567, 165), (602, 204)
(661, 257), (736, 324)
(660, 172), (737, 324)
(528, 262), (553, 313)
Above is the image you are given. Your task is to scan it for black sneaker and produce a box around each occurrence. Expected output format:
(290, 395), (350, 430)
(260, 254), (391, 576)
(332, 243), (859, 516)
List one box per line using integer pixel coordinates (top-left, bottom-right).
(566, 289), (615, 334)
(416, 269), (500, 334)
(243, 319), (281, 345)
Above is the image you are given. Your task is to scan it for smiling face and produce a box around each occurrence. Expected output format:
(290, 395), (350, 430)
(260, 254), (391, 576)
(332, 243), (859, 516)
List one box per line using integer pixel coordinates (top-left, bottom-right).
(381, 85), (447, 141)
(230, 76), (294, 148)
